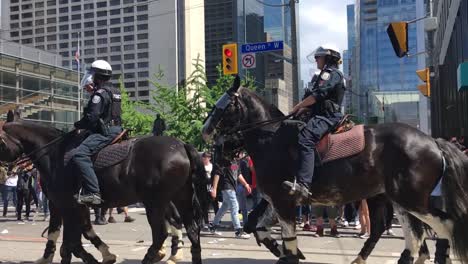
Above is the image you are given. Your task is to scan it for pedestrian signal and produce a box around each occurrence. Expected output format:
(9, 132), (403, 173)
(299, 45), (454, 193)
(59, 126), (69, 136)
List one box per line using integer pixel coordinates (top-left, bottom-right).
(387, 22), (408, 58)
(222, 43), (238, 75)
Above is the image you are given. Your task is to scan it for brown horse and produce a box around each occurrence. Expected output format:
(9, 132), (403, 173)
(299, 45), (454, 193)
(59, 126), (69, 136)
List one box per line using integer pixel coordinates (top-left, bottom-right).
(202, 77), (468, 264)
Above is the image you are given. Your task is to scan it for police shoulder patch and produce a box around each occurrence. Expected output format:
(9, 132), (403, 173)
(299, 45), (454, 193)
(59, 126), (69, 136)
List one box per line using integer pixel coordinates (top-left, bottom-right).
(321, 72), (331, 81)
(92, 95), (101, 104)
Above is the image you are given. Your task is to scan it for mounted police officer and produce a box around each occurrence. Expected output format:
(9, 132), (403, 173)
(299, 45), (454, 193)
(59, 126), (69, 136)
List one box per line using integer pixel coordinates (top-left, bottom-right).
(283, 46), (345, 202)
(72, 60), (122, 205)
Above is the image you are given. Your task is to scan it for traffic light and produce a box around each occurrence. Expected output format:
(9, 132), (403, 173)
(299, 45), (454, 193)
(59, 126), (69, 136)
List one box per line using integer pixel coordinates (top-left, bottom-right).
(387, 22), (408, 58)
(222, 43), (238, 75)
(416, 68), (430, 97)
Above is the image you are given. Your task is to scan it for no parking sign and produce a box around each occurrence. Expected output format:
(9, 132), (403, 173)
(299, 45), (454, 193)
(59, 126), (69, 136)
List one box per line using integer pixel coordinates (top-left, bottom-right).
(241, 53), (256, 69)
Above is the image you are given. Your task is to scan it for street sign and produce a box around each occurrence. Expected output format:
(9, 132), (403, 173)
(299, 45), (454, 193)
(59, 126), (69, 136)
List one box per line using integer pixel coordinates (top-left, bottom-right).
(242, 53), (256, 69)
(241, 41), (284, 54)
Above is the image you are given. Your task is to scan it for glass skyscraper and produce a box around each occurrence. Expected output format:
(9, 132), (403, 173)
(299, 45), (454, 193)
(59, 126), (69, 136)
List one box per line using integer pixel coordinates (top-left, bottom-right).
(355, 0), (419, 126)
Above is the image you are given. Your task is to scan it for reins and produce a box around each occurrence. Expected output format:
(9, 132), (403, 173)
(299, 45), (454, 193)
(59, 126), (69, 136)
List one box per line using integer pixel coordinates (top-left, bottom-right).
(226, 113), (294, 136)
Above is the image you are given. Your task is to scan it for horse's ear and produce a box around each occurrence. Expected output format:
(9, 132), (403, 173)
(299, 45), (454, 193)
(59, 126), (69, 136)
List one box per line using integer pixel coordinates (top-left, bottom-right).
(6, 110), (14, 123)
(228, 75), (241, 94)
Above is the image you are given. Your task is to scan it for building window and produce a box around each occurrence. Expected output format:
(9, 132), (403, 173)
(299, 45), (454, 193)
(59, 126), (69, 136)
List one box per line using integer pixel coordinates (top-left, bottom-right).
(124, 0), (134, 4)
(22, 13), (33, 19)
(35, 28), (45, 34)
(47, 18), (57, 24)
(35, 19), (45, 26)
(62, 61), (70, 67)
(59, 42), (69, 49)
(47, 35), (57, 41)
(59, 0), (68, 4)
(123, 16), (134, 23)
(10, 32), (19, 37)
(47, 0), (56, 6)
(138, 71), (149, 78)
(110, 0), (120, 6)
(125, 82), (135, 88)
(97, 29), (108, 35)
(47, 27), (57, 33)
(36, 45), (45, 49)
(110, 9), (121, 15)
(59, 7), (68, 13)
(84, 49), (95, 55)
(110, 36), (121, 43)
(11, 23), (19, 29)
(47, 9), (56, 15)
(111, 46), (121, 52)
(110, 27), (121, 33)
(72, 23), (81, 29)
(124, 63), (135, 69)
(112, 64), (122, 70)
(72, 14), (81, 20)
(137, 5), (148, 12)
(84, 58), (94, 64)
(84, 3), (93, 9)
(71, 5), (81, 11)
(124, 73), (135, 79)
(84, 39), (95, 45)
(71, 32), (79, 38)
(84, 21), (94, 27)
(138, 62), (148, 68)
(124, 26), (134, 32)
(59, 51), (69, 57)
(84, 31), (94, 37)
(22, 4), (33, 10)
(59, 25), (69, 31)
(124, 44), (134, 51)
(84, 12), (94, 19)
(97, 2), (107, 8)
(97, 20), (107, 26)
(124, 54), (135, 60)
(138, 90), (149, 96)
(97, 47), (108, 54)
(97, 38), (108, 45)
(137, 24), (148, 30)
(59, 33), (69, 40)
(71, 41), (78, 47)
(22, 21), (33, 27)
(35, 2), (44, 8)
(137, 33), (148, 40)
(124, 7), (133, 13)
(111, 55), (121, 61)
(59, 16), (69, 22)
(124, 35), (134, 41)
(35, 36), (45, 43)
(97, 11), (107, 17)
(10, 14), (19, 20)
(138, 52), (149, 59)
(128, 92), (135, 97)
(110, 18), (120, 24)
(137, 43), (148, 49)
(35, 10), (44, 16)
(137, 14), (148, 21)
(47, 44), (57, 50)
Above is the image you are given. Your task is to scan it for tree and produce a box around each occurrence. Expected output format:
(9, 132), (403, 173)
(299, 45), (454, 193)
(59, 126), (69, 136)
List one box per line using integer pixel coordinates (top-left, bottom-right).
(119, 79), (153, 135)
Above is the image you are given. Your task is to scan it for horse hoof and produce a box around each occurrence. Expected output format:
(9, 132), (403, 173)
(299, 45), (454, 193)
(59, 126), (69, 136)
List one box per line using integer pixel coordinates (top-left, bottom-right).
(35, 255), (54, 264)
(415, 254), (429, 264)
(102, 254), (117, 264)
(166, 250), (183, 263)
(351, 255), (366, 264)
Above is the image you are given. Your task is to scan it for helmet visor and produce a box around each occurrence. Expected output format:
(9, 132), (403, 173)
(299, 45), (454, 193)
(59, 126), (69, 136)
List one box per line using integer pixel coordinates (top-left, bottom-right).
(80, 70), (94, 89)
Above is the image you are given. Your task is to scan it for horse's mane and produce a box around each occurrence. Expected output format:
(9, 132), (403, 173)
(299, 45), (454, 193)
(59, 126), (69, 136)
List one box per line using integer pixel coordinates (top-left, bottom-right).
(5, 120), (64, 139)
(238, 87), (285, 119)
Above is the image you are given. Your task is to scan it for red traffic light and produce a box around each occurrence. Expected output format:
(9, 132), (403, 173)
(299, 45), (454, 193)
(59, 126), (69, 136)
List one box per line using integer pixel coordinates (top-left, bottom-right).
(224, 48), (233, 57)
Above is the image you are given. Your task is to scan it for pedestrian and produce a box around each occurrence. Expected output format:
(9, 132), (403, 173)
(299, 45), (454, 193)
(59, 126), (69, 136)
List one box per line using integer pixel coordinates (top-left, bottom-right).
(209, 157), (251, 239)
(152, 114), (166, 136)
(385, 200), (395, 236)
(236, 152), (252, 225)
(0, 164), (7, 210)
(313, 206), (340, 237)
(16, 164), (33, 221)
(2, 167), (18, 217)
(356, 200), (371, 239)
(108, 207), (135, 223)
(202, 152), (218, 224)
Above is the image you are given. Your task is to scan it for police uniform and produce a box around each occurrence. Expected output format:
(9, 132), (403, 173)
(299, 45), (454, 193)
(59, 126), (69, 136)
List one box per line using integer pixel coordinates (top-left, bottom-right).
(296, 65), (345, 189)
(71, 82), (122, 198)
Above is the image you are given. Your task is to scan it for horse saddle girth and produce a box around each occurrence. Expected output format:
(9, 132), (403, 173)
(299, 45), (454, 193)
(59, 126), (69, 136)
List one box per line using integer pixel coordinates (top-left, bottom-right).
(316, 125), (365, 164)
(64, 138), (137, 171)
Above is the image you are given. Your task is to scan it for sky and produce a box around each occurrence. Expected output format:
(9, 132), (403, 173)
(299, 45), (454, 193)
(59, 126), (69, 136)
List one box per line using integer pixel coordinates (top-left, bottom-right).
(299, 0), (354, 83)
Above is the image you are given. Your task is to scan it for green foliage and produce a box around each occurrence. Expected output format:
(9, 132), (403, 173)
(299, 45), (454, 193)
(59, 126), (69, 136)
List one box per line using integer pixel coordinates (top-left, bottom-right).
(120, 56), (257, 149)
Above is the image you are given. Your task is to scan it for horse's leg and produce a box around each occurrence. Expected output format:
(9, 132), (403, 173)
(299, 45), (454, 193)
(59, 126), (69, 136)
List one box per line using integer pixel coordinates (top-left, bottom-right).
(142, 202), (169, 264)
(394, 205), (425, 264)
(179, 207), (203, 264)
(416, 240), (430, 264)
(80, 206), (117, 264)
(164, 202), (185, 264)
(434, 239), (451, 264)
(273, 196), (300, 264)
(61, 208), (99, 264)
(352, 194), (387, 264)
(35, 201), (61, 264)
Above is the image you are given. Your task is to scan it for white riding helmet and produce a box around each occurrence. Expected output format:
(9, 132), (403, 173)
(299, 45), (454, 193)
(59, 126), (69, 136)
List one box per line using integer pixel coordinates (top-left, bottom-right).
(80, 60), (112, 89)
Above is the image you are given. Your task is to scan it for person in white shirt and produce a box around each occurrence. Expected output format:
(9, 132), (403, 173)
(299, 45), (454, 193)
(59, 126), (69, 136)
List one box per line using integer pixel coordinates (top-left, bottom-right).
(2, 168), (18, 217)
(202, 152), (217, 223)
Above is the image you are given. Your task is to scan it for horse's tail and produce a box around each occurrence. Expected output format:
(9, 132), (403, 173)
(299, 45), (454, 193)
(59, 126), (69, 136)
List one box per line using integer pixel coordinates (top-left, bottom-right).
(183, 144), (209, 227)
(436, 138), (468, 263)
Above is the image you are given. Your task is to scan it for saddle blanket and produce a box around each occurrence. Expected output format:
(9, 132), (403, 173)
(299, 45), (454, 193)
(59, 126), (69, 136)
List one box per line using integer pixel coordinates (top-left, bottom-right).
(64, 138), (137, 170)
(317, 125), (365, 163)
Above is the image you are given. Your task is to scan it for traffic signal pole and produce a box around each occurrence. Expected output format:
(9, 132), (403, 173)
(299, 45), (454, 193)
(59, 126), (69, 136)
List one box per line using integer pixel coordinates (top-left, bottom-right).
(290, 0), (299, 105)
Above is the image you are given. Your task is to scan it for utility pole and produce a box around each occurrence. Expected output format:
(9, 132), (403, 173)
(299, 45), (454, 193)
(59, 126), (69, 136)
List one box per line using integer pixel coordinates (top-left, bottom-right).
(290, 0), (299, 105)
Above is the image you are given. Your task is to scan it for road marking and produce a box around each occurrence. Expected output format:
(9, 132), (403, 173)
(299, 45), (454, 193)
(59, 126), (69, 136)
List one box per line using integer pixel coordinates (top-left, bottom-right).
(131, 247), (147, 252)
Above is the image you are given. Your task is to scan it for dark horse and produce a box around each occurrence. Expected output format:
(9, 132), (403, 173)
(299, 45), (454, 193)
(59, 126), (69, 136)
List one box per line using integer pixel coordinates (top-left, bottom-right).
(0, 115), (209, 264)
(202, 77), (468, 264)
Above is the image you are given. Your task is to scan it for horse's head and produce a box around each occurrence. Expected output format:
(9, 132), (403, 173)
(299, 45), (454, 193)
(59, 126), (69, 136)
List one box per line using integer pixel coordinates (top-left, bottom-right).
(0, 110), (25, 162)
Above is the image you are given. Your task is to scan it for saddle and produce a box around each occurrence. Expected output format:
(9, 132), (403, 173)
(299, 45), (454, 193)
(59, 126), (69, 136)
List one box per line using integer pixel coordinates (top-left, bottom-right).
(316, 115), (365, 164)
(64, 129), (137, 171)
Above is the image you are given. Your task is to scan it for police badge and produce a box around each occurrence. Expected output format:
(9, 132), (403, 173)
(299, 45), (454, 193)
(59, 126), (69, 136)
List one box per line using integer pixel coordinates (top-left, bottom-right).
(321, 72), (331, 81)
